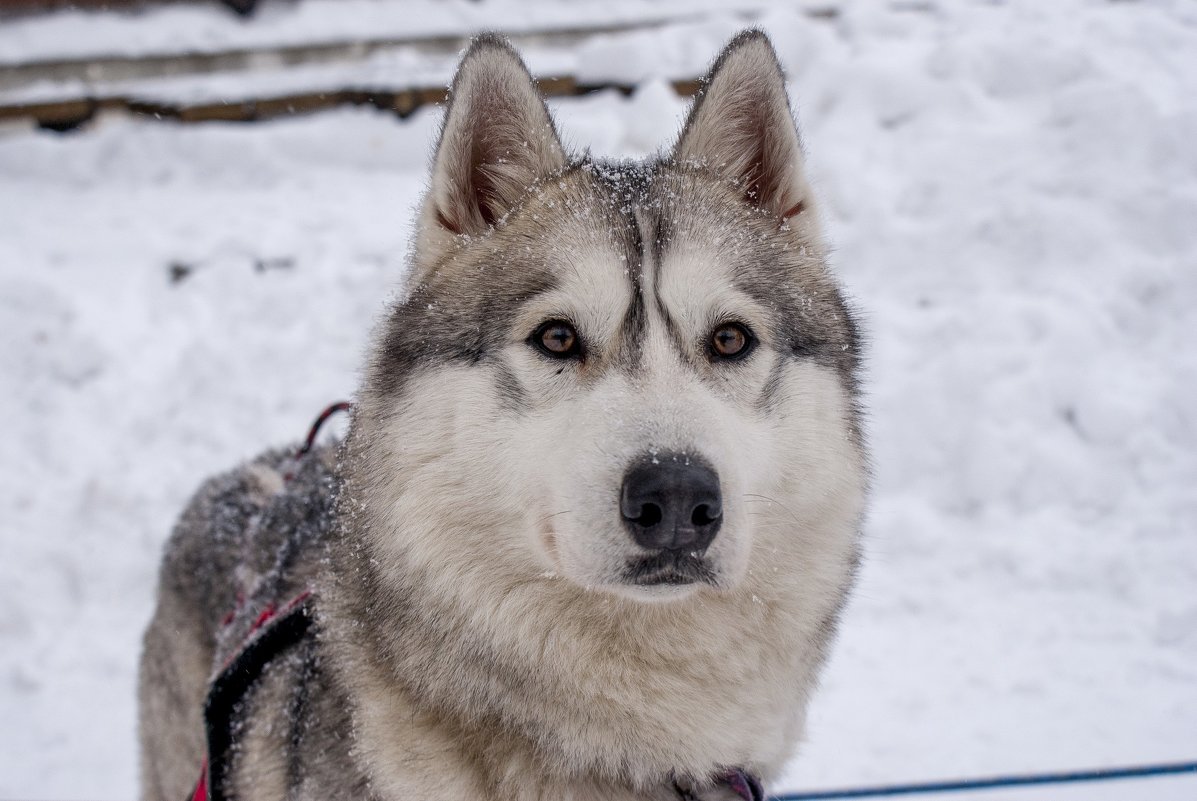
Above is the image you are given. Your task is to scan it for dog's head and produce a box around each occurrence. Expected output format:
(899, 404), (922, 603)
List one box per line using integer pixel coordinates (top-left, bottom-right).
(350, 31), (865, 607)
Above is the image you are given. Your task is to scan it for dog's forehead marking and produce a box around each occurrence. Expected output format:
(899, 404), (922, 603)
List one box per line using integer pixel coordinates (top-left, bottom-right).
(624, 166), (760, 374)
(524, 160), (759, 378)
(583, 158), (746, 376)
(580, 160), (656, 370)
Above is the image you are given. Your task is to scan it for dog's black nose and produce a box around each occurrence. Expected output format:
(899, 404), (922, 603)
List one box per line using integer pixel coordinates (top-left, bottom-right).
(620, 454), (722, 553)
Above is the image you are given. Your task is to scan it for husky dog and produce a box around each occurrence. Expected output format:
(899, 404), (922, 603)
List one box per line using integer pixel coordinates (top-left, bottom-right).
(139, 29), (867, 801)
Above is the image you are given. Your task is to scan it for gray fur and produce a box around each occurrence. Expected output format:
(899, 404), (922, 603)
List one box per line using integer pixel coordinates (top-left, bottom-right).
(140, 30), (867, 801)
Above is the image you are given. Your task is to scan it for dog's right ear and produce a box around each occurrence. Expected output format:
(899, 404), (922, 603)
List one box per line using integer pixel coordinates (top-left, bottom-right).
(415, 35), (566, 267)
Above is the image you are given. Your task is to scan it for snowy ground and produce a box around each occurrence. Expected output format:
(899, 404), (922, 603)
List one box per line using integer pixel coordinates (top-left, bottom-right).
(2, 1), (1196, 799)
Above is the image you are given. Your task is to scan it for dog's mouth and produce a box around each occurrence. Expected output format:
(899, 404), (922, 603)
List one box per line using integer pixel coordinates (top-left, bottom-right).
(623, 551), (717, 587)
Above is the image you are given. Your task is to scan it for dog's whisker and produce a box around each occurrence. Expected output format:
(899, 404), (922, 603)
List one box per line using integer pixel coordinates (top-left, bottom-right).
(742, 493), (804, 526)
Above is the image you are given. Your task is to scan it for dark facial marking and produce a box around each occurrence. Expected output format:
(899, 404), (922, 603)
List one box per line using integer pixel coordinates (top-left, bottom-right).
(491, 357), (528, 412)
(650, 286), (690, 362)
(371, 269), (557, 400)
(617, 291), (647, 368)
(638, 176), (694, 363)
(586, 160), (654, 369)
(649, 207), (671, 268)
(756, 357), (787, 414)
(620, 217), (647, 368)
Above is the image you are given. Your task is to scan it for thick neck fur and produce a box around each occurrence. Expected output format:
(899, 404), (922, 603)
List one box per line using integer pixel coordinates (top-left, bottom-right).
(321, 391), (861, 801)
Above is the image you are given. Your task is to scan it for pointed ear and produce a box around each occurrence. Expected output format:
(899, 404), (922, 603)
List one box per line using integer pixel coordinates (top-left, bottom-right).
(424, 34), (566, 239)
(674, 30), (813, 224)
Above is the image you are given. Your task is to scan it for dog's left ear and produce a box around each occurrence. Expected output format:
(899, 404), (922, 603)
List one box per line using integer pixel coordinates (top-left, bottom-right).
(674, 31), (814, 225)
(419, 35), (566, 253)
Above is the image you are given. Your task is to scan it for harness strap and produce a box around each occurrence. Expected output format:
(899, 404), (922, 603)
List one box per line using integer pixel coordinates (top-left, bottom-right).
(675, 768), (766, 801)
(295, 401), (352, 459)
(719, 770), (765, 801)
(192, 592), (314, 801)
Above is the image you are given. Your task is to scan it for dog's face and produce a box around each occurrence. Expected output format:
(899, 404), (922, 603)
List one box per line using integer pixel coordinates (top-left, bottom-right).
(356, 33), (864, 605)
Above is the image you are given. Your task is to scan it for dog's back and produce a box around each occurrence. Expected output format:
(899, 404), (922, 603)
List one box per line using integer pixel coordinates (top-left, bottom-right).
(137, 445), (338, 800)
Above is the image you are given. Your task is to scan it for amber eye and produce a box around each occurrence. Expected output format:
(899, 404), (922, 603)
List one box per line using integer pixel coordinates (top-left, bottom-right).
(532, 320), (581, 359)
(711, 322), (754, 360)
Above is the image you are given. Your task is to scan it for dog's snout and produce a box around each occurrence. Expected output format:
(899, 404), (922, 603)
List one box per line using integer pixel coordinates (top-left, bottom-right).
(620, 454), (722, 553)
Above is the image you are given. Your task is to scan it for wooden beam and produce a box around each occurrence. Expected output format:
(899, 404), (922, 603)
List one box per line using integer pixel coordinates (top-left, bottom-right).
(0, 77), (702, 130)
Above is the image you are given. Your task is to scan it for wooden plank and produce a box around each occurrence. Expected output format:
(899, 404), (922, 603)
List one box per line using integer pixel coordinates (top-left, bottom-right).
(0, 76), (704, 130)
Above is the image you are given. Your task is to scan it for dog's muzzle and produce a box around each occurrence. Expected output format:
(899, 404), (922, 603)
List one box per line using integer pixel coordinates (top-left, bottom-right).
(620, 452), (722, 585)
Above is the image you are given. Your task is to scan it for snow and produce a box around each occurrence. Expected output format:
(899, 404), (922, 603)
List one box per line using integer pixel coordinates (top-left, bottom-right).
(2, 1), (1196, 799)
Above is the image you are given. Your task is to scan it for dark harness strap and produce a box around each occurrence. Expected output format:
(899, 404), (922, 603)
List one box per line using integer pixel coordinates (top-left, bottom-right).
(192, 592), (314, 801)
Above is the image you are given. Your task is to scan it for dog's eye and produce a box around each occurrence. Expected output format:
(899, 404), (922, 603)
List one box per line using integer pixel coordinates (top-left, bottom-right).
(710, 323), (754, 360)
(532, 320), (581, 359)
